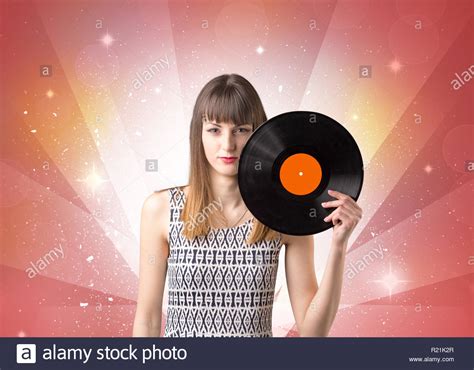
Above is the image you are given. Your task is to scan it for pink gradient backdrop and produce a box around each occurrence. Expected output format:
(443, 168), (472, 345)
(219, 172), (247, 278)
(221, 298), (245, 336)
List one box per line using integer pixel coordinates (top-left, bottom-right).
(1, 0), (472, 337)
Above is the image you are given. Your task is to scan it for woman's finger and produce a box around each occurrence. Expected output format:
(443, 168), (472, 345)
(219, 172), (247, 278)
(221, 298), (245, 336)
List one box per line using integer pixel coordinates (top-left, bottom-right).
(324, 208), (347, 223)
(324, 207), (360, 224)
(327, 189), (351, 200)
(327, 190), (361, 209)
(329, 209), (351, 226)
(322, 200), (362, 219)
(323, 191), (363, 221)
(321, 199), (344, 208)
(322, 199), (360, 211)
(323, 208), (337, 223)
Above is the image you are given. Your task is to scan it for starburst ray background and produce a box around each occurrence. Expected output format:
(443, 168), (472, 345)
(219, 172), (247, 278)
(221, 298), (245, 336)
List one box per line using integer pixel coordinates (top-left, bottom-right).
(1, 0), (472, 337)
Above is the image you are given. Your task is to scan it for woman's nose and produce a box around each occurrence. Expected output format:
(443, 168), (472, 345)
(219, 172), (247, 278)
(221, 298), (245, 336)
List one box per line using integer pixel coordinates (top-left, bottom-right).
(221, 130), (236, 151)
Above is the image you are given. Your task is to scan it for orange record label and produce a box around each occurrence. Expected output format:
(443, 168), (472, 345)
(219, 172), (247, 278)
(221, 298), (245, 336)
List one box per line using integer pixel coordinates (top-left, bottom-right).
(279, 153), (322, 196)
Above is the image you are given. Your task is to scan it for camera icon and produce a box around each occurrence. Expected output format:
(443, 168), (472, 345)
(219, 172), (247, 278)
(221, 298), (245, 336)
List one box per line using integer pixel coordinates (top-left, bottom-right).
(17, 344), (36, 363)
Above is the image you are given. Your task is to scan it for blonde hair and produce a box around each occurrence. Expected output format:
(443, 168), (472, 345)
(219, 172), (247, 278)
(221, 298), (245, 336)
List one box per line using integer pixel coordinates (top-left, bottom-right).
(180, 74), (280, 245)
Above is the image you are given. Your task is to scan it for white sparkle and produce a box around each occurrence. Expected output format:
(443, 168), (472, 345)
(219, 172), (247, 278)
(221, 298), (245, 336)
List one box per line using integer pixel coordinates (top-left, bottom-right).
(256, 45), (264, 54)
(388, 59), (403, 73)
(370, 262), (411, 299)
(101, 33), (114, 47)
(77, 163), (109, 197)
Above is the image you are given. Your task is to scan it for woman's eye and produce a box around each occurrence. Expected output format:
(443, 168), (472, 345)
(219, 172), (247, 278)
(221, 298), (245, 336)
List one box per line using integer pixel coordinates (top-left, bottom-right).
(235, 128), (250, 133)
(207, 128), (219, 133)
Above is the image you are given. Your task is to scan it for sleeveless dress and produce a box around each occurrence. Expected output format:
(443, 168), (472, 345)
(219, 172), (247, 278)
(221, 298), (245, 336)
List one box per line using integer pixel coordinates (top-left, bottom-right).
(163, 187), (284, 337)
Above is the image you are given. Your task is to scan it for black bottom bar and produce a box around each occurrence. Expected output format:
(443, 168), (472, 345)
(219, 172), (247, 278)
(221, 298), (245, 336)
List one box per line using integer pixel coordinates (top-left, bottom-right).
(3, 337), (473, 370)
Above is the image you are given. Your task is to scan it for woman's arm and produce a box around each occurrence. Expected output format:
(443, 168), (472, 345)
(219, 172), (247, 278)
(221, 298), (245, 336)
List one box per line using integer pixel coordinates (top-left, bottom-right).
(285, 235), (347, 337)
(284, 234), (321, 336)
(285, 190), (362, 337)
(132, 191), (169, 337)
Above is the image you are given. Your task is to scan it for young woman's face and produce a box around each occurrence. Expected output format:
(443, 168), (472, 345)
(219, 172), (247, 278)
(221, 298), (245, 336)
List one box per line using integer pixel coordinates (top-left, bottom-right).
(202, 118), (253, 176)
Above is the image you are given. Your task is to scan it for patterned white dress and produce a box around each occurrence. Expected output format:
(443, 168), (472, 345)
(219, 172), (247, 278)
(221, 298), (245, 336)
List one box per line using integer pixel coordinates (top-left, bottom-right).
(163, 187), (284, 337)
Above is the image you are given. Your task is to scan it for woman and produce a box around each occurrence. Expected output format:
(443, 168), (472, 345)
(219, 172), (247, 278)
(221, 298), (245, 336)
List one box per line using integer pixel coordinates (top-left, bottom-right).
(133, 74), (363, 337)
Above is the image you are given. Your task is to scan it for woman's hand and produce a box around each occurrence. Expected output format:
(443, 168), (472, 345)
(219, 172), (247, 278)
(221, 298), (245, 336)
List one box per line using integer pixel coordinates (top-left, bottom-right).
(322, 189), (363, 247)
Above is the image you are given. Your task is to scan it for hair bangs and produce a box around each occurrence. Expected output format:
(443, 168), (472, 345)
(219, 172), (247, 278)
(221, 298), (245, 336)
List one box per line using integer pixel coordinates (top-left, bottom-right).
(201, 87), (255, 127)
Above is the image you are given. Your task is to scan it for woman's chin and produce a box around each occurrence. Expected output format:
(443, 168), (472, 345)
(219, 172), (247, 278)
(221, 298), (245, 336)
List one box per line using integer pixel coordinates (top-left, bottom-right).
(214, 166), (238, 177)
(207, 161), (239, 177)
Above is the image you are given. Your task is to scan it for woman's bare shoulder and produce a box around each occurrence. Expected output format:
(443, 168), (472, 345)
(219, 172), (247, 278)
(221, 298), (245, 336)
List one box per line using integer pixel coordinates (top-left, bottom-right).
(281, 233), (314, 247)
(142, 189), (169, 215)
(142, 185), (190, 218)
(141, 189), (172, 245)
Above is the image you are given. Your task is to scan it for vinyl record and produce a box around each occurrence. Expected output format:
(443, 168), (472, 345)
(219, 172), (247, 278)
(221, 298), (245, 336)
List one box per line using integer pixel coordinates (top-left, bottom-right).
(238, 111), (364, 235)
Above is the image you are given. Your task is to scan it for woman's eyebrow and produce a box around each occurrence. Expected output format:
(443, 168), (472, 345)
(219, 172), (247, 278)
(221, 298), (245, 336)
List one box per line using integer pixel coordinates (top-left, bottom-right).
(205, 121), (252, 127)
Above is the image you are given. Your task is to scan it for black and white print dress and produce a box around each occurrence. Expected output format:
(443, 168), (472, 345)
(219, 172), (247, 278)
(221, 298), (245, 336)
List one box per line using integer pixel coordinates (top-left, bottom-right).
(163, 187), (284, 337)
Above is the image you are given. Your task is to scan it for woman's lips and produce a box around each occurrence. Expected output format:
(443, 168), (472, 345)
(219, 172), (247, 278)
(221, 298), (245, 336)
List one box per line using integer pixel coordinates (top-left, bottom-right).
(219, 157), (237, 164)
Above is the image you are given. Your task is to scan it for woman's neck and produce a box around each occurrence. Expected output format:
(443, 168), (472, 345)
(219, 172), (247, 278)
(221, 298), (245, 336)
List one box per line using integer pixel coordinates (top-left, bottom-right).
(208, 168), (245, 212)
